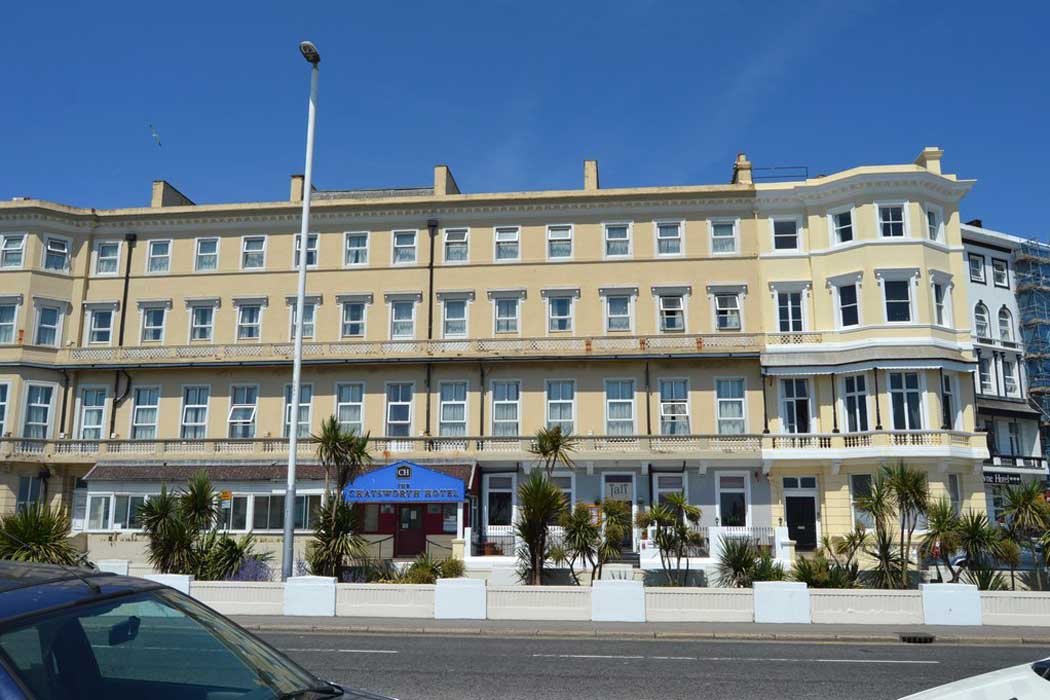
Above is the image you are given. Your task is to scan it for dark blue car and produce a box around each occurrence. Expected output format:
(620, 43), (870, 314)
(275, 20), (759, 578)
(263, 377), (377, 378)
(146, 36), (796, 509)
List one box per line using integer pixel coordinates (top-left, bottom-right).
(0, 562), (393, 699)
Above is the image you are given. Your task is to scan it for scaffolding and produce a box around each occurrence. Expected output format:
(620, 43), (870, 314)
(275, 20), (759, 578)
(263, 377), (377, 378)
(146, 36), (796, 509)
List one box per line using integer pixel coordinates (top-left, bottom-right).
(1015, 240), (1050, 456)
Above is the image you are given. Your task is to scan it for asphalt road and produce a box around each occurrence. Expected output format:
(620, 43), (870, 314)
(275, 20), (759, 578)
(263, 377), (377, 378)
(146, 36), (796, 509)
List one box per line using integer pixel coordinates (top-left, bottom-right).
(260, 631), (1049, 700)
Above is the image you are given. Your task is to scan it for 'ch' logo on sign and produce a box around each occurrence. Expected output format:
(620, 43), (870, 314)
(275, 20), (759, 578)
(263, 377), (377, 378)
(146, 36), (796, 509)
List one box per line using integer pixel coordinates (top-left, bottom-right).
(396, 465), (412, 480)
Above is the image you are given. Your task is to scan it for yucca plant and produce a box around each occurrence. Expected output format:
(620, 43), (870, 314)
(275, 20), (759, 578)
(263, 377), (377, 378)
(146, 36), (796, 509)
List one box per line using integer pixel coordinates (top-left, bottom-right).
(716, 537), (761, 588)
(306, 495), (366, 578)
(861, 528), (903, 589)
(884, 462), (929, 589)
(964, 564), (1008, 591)
(0, 504), (80, 565)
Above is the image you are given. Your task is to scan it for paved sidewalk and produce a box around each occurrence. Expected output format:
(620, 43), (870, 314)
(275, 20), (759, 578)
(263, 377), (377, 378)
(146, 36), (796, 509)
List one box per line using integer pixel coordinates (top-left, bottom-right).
(232, 615), (1050, 645)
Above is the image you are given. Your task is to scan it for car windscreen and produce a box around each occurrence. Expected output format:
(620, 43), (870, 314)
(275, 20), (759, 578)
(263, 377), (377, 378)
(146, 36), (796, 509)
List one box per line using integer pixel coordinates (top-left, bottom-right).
(0, 588), (327, 700)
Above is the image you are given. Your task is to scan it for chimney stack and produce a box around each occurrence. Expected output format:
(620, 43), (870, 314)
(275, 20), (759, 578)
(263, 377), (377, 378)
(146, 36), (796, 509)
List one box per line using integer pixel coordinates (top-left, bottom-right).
(731, 153), (753, 185)
(150, 180), (194, 208)
(584, 160), (599, 191)
(434, 165), (460, 196)
(914, 146), (944, 175)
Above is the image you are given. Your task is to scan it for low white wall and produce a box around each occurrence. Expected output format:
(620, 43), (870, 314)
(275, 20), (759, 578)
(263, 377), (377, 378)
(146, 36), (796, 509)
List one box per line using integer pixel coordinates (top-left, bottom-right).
(981, 591), (1050, 627)
(191, 581), (284, 616)
(810, 589), (923, 625)
(645, 588), (753, 622)
(488, 585), (591, 621)
(336, 583), (435, 618)
(754, 582), (810, 624)
(435, 578), (487, 619)
(921, 584), (982, 626)
(284, 576), (336, 617)
(144, 574), (192, 595)
(592, 580), (645, 622)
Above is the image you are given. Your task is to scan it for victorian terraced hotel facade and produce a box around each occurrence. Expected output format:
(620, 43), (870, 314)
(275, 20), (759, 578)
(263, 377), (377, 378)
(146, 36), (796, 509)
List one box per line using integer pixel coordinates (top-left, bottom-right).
(0, 147), (989, 569)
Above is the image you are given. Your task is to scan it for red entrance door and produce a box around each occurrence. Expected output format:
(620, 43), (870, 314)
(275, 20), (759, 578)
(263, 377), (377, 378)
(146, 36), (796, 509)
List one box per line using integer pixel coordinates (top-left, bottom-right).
(395, 505), (425, 557)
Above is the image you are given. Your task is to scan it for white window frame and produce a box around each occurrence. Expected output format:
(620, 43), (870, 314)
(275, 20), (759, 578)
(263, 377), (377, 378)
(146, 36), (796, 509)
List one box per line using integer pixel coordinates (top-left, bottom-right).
(483, 473), (517, 528)
(546, 224), (573, 261)
(715, 471), (751, 527)
(42, 235), (71, 273)
(442, 227), (470, 264)
(438, 381), (469, 437)
(770, 217), (802, 252)
(603, 222), (632, 259)
(604, 378), (636, 436)
(658, 377), (690, 435)
(338, 294), (371, 339)
(439, 293), (473, 339)
(145, 239), (171, 274)
(599, 287), (637, 334)
(494, 226), (521, 263)
(827, 206), (855, 246)
(83, 304), (116, 346)
(287, 299), (318, 341)
(291, 232), (319, 270)
(929, 271), (954, 329)
(138, 300), (170, 344)
(0, 297), (18, 345)
(490, 380), (521, 436)
(187, 300), (219, 342)
(130, 386), (160, 440)
(240, 235), (267, 271)
(875, 201), (910, 238)
(941, 374), (961, 431)
(179, 384), (211, 439)
(991, 258), (1010, 289)
(998, 307), (1015, 344)
(392, 230), (418, 265)
(21, 382), (56, 439)
(875, 269), (919, 325)
(887, 371), (926, 431)
(384, 382), (414, 437)
(194, 237), (220, 272)
(75, 385), (108, 440)
(228, 384), (259, 438)
(714, 293), (742, 332)
(779, 377), (814, 434)
(0, 233), (26, 269)
(978, 356), (994, 395)
(1003, 358), (1020, 398)
(543, 290), (578, 334)
(545, 379), (576, 433)
(283, 383), (314, 438)
(849, 474), (875, 529)
(335, 382), (365, 436)
(0, 381), (10, 436)
(233, 299), (265, 342)
(924, 203), (944, 242)
(654, 220), (684, 257)
(32, 300), (64, 347)
(387, 295), (418, 340)
(715, 377), (747, 434)
(344, 231), (370, 267)
(709, 218), (739, 255)
(770, 282), (811, 333)
(968, 253), (986, 284)
(92, 240), (121, 276)
(974, 303), (991, 339)
(489, 290), (524, 335)
(654, 473), (689, 504)
(840, 373), (871, 433)
(652, 286), (691, 333)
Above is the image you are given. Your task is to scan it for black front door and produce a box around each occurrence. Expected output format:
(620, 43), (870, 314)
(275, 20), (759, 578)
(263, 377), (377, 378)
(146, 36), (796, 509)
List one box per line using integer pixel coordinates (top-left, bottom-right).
(785, 496), (817, 552)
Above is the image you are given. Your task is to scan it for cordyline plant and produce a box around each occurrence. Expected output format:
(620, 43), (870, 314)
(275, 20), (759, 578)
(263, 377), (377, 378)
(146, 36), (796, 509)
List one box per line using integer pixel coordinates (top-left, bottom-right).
(1002, 480), (1050, 591)
(312, 415), (373, 503)
(635, 492), (704, 587)
(528, 426), (578, 477)
(552, 500), (632, 585)
(515, 470), (566, 585)
(0, 504), (80, 566)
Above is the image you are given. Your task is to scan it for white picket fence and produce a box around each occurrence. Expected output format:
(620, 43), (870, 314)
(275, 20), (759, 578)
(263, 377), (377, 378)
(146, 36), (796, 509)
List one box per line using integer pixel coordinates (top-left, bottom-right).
(167, 576), (1050, 626)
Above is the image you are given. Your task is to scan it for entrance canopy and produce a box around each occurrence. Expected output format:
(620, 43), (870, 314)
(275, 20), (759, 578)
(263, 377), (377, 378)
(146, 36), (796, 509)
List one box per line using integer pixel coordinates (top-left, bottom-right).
(342, 461), (465, 503)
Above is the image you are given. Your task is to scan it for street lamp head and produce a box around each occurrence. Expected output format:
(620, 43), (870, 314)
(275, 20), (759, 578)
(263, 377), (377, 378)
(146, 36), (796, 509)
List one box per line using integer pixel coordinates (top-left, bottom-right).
(299, 41), (320, 65)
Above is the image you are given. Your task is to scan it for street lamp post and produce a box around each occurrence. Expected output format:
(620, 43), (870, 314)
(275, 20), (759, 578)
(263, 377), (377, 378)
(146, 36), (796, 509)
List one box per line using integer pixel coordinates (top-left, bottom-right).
(282, 40), (321, 581)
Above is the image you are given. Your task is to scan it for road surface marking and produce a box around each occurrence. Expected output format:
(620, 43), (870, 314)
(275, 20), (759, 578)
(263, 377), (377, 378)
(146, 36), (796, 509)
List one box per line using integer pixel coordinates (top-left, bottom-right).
(533, 653), (937, 665)
(284, 648), (399, 654)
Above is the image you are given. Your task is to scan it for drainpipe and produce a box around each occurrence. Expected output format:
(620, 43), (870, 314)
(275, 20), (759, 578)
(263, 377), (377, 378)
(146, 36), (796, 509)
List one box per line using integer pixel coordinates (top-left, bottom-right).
(939, 367), (949, 429)
(994, 351), (1005, 398)
(761, 372), (770, 433)
(57, 368), (70, 438)
(872, 367), (883, 430)
(830, 374), (839, 433)
(644, 361), (652, 435)
(423, 220), (438, 441)
(108, 369), (131, 438)
(478, 362), (486, 438)
(107, 232), (137, 438)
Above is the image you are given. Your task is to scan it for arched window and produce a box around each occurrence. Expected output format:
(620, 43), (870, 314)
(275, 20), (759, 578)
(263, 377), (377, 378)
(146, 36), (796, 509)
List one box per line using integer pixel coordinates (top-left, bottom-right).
(974, 303), (990, 338)
(999, 307), (1014, 342)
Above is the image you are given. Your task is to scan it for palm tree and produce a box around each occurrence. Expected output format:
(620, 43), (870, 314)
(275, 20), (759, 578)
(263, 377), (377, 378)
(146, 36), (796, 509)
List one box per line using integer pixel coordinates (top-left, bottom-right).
(1001, 480), (1050, 590)
(515, 470), (566, 584)
(529, 426), (578, 477)
(956, 510), (1001, 573)
(338, 429), (373, 493)
(139, 487), (197, 574)
(884, 462), (928, 588)
(920, 498), (961, 582)
(179, 470), (219, 531)
(307, 496), (366, 577)
(313, 415), (349, 502)
(862, 528), (903, 589)
(0, 504), (80, 565)
(636, 492), (703, 586)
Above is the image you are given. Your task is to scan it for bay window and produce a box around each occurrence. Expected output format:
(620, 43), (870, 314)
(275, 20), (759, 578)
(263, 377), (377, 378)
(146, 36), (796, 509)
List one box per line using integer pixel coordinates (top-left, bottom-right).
(888, 372), (923, 430)
(0, 233), (25, 268)
(34, 304), (61, 346)
(781, 379), (810, 434)
(43, 237), (70, 271)
(843, 375), (869, 432)
(772, 219), (799, 250)
(877, 204), (906, 237)
(830, 209), (853, 244)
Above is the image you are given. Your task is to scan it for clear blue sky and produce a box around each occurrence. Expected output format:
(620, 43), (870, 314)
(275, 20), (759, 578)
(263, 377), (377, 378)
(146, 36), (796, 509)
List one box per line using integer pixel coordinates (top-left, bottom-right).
(4, 1), (1047, 237)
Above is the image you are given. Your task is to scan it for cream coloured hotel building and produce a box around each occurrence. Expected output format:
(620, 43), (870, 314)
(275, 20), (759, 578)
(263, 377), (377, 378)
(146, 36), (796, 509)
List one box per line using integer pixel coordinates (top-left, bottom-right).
(0, 147), (988, 568)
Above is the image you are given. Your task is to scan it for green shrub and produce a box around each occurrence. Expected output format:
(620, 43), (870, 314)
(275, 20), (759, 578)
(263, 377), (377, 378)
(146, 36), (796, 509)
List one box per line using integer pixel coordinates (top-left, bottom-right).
(0, 504), (80, 566)
(791, 553), (858, 589)
(438, 557), (465, 579)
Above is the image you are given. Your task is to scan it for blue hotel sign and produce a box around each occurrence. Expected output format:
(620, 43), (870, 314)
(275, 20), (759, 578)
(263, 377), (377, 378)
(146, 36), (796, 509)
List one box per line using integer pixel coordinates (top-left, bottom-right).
(342, 461), (465, 503)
